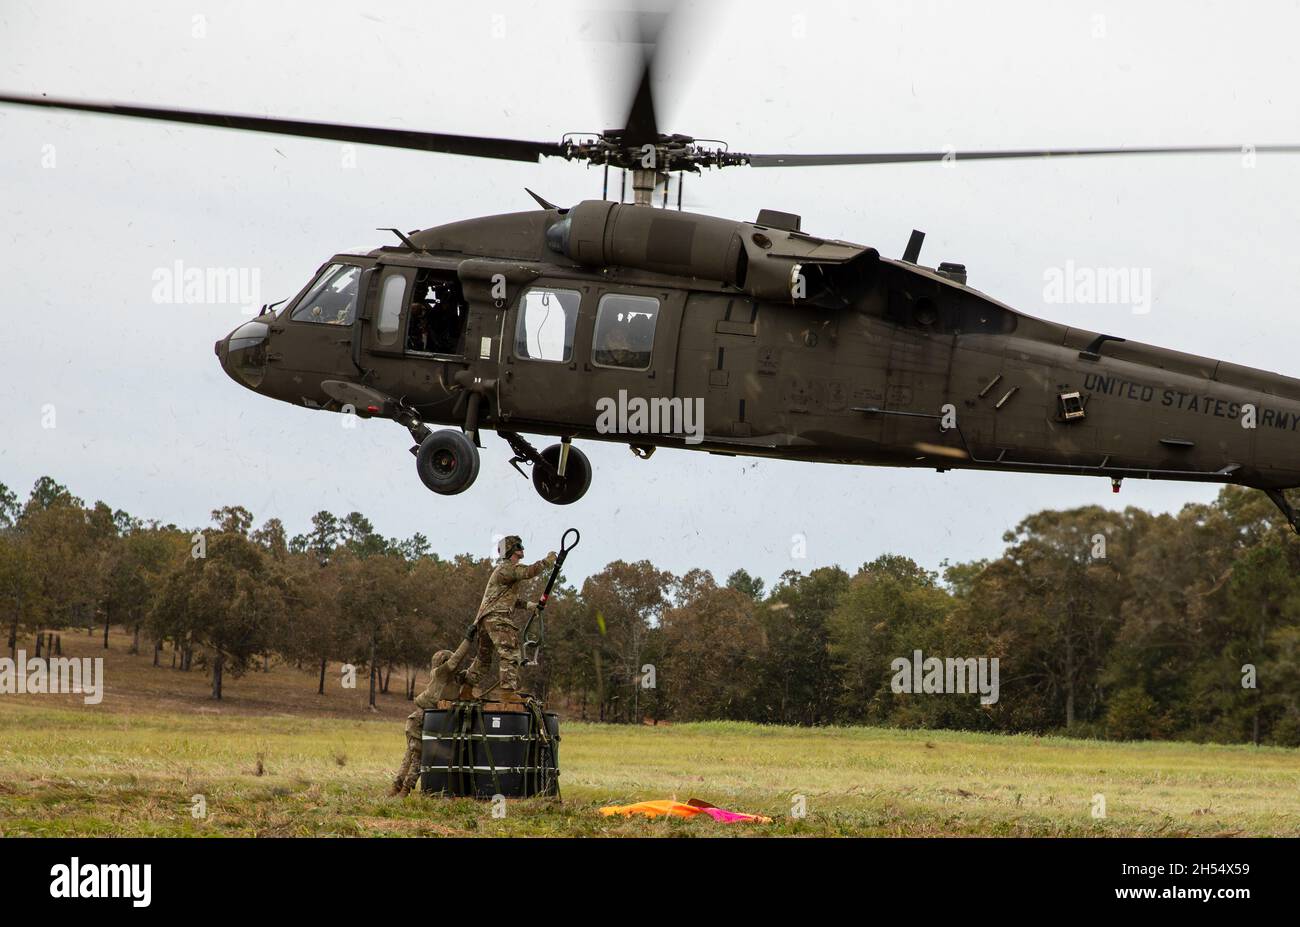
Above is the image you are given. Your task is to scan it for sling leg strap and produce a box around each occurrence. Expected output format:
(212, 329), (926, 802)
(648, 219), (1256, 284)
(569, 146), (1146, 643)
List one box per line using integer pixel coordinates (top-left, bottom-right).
(452, 701), (475, 796)
(524, 695), (559, 799)
(470, 702), (503, 797)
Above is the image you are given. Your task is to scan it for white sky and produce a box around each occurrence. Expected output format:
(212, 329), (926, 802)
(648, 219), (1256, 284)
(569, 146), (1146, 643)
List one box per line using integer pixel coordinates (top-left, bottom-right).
(2, 0), (1299, 586)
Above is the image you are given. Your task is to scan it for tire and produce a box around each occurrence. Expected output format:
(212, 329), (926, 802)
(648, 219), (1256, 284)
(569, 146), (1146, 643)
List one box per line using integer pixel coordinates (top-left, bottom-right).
(415, 429), (480, 495)
(532, 443), (592, 505)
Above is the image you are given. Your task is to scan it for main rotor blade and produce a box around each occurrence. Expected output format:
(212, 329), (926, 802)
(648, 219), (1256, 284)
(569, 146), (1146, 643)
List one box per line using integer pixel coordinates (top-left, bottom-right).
(609, 5), (674, 145)
(622, 60), (659, 144)
(0, 93), (564, 163)
(745, 144), (1300, 167)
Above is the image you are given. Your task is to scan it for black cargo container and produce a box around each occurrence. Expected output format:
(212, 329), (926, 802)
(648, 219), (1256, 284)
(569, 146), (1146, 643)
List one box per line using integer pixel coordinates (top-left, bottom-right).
(420, 704), (560, 798)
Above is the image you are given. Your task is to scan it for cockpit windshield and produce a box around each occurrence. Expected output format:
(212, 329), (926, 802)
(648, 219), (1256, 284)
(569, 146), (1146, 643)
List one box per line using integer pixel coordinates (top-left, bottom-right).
(289, 263), (361, 325)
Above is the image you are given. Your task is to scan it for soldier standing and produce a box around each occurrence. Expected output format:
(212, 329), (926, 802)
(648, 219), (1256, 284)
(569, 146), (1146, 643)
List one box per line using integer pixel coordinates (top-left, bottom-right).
(464, 535), (555, 702)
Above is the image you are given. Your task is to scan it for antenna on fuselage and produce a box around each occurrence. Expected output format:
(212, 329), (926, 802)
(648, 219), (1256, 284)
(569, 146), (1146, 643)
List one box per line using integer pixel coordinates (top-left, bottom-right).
(377, 227), (422, 251)
(903, 229), (925, 264)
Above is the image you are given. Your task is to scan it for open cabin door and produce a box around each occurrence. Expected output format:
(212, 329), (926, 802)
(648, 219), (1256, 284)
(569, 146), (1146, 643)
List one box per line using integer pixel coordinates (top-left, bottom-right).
(363, 263), (416, 357)
(362, 263), (471, 359)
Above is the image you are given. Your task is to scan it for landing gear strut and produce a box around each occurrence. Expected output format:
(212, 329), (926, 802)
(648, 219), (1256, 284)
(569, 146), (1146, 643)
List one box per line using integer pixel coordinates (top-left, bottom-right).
(1265, 488), (1300, 535)
(501, 431), (592, 505)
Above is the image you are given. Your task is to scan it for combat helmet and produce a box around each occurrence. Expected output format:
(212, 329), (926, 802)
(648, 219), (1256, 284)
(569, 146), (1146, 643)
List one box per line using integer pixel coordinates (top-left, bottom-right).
(430, 649), (454, 671)
(497, 535), (524, 560)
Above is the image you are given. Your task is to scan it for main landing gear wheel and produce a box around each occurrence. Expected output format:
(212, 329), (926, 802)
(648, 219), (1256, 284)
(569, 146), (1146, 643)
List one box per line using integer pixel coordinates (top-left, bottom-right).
(532, 443), (592, 505)
(416, 429), (480, 495)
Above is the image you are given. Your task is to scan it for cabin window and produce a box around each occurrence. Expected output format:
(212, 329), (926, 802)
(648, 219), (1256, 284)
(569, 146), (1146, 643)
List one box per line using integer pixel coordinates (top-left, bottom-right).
(407, 270), (469, 356)
(592, 293), (659, 370)
(290, 263), (360, 325)
(515, 286), (580, 363)
(376, 273), (407, 346)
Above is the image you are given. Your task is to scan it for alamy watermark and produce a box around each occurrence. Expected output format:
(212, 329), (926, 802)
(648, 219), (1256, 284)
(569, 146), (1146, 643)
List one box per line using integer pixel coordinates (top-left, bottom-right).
(595, 389), (704, 445)
(890, 650), (999, 705)
(152, 260), (263, 313)
(1043, 261), (1152, 314)
(50, 857), (150, 907)
(0, 650), (104, 704)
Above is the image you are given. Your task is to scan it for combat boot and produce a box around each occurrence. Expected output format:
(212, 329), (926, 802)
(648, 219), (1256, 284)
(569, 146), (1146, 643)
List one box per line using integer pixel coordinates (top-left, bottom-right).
(387, 778), (404, 797)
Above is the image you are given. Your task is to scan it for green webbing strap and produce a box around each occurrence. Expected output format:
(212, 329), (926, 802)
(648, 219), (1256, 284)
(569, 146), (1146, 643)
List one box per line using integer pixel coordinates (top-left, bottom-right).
(528, 697), (544, 797)
(452, 701), (475, 796)
(521, 701), (537, 798)
(524, 696), (559, 799)
(435, 699), (556, 800)
(470, 701), (503, 797)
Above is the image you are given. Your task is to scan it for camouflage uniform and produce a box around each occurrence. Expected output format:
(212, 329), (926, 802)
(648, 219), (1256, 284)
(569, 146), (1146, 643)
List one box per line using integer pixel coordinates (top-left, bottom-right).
(391, 649), (460, 796)
(392, 710), (424, 796)
(464, 544), (555, 695)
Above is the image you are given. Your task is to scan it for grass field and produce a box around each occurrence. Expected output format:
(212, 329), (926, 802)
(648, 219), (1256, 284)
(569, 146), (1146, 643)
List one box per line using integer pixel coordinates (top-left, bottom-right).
(1, 631), (1298, 836)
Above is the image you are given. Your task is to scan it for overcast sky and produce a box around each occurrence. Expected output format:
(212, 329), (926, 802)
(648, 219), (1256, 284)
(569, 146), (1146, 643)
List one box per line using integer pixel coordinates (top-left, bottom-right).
(2, 0), (1299, 587)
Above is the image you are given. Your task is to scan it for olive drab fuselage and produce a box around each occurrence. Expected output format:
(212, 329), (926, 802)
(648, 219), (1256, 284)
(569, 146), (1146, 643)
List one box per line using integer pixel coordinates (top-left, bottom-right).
(215, 201), (1300, 519)
(9, 23), (1296, 519)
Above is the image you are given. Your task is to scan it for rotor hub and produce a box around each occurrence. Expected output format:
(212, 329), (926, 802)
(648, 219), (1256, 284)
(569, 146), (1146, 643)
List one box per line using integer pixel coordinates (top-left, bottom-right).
(559, 132), (747, 174)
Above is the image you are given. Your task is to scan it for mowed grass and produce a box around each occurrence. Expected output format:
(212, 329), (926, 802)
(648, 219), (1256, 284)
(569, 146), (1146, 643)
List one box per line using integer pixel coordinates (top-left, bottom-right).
(1, 632), (1298, 836)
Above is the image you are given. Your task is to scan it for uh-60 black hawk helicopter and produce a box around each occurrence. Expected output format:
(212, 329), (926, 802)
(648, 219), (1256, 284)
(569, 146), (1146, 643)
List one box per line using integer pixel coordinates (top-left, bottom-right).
(7, 48), (1300, 527)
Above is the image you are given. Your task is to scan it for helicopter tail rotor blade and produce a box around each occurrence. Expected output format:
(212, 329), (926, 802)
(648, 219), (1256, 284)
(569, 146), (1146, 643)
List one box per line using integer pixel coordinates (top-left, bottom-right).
(744, 144), (1300, 167)
(0, 92), (565, 163)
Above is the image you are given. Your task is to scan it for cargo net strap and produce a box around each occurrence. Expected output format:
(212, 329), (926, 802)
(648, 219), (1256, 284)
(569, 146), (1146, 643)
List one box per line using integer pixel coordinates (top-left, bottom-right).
(524, 696), (560, 799)
(442, 700), (503, 797)
(423, 700), (558, 799)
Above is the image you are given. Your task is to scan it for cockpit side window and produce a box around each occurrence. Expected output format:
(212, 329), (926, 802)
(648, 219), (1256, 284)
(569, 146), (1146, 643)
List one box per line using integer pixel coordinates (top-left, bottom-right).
(290, 263), (361, 325)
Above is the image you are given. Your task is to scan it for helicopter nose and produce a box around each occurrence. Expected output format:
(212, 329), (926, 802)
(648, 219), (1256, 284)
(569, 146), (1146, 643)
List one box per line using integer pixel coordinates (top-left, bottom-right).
(219, 319), (270, 389)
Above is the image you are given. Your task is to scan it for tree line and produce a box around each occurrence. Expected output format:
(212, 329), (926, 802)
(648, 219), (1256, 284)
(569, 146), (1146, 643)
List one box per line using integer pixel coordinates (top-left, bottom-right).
(2, 475), (1298, 745)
